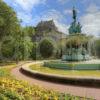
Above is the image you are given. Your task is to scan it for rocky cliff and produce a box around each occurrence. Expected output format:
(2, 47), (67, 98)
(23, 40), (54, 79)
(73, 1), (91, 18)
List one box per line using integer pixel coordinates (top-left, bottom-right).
(33, 20), (66, 42)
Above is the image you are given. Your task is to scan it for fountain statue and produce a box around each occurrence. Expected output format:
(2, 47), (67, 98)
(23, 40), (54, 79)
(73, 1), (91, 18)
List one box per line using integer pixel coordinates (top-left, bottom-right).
(69, 7), (82, 34)
(62, 7), (91, 61)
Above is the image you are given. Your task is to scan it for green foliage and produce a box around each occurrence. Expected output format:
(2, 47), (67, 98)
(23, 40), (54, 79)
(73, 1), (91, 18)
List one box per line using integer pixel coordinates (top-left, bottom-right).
(0, 77), (89, 100)
(1, 37), (14, 59)
(40, 39), (54, 58)
(31, 42), (38, 60)
(0, 68), (10, 77)
(95, 39), (100, 58)
(13, 31), (33, 62)
(0, 93), (8, 100)
(0, 0), (21, 61)
(0, 64), (16, 77)
(23, 26), (35, 37)
(0, 87), (24, 100)
(0, 0), (20, 40)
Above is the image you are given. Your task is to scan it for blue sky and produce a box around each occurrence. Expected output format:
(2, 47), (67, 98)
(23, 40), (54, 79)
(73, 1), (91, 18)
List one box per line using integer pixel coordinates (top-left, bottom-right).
(3, 0), (100, 36)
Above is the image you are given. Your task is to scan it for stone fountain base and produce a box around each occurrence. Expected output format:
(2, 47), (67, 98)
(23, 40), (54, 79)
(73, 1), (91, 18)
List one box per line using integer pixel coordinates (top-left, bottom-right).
(62, 54), (91, 61)
(44, 59), (100, 70)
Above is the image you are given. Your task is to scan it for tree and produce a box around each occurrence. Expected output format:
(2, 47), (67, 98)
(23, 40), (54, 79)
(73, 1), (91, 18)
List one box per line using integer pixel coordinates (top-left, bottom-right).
(23, 26), (35, 37)
(13, 29), (33, 63)
(0, 37), (14, 60)
(39, 39), (54, 58)
(0, 0), (20, 40)
(31, 42), (38, 60)
(95, 39), (100, 58)
(0, 0), (21, 61)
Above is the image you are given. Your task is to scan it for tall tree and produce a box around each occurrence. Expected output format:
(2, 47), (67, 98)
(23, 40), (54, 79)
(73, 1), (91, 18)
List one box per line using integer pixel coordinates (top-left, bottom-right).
(23, 26), (35, 37)
(13, 29), (33, 63)
(0, 0), (20, 40)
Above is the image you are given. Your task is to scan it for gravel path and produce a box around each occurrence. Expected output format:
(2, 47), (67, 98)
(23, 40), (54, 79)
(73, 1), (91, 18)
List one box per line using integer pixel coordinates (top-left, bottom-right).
(11, 61), (100, 100)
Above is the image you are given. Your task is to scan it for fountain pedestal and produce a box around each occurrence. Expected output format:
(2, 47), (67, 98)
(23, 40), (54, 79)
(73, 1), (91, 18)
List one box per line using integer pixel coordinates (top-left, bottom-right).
(62, 7), (91, 61)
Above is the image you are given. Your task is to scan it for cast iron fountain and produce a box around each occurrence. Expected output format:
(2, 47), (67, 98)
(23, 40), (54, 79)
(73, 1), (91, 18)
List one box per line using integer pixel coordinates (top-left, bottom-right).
(62, 7), (91, 61)
(44, 7), (100, 70)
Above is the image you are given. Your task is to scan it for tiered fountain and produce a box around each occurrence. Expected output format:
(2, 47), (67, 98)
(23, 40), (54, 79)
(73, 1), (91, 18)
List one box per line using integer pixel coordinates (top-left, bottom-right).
(62, 7), (91, 61)
(44, 7), (100, 70)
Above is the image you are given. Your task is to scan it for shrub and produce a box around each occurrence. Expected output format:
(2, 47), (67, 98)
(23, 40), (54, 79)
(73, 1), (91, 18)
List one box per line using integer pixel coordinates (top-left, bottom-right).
(95, 39), (100, 58)
(39, 39), (54, 58)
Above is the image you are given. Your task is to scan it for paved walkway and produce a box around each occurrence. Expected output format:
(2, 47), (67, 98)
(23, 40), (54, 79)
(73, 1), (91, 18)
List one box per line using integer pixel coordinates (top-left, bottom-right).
(11, 61), (100, 100)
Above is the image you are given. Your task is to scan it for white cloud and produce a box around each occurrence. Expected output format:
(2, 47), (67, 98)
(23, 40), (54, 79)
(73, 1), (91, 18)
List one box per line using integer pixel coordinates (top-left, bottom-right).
(18, 13), (41, 26)
(14, 0), (46, 11)
(54, 21), (69, 34)
(64, 8), (80, 15)
(40, 10), (63, 21)
(86, 3), (100, 13)
(58, 0), (80, 4)
(58, 0), (69, 4)
(16, 3), (71, 33)
(64, 9), (72, 15)
(17, 12), (31, 23)
(80, 4), (100, 36)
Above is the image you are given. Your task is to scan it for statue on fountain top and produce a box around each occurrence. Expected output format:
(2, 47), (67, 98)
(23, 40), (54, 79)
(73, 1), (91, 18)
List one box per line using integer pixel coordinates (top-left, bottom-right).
(69, 7), (82, 35)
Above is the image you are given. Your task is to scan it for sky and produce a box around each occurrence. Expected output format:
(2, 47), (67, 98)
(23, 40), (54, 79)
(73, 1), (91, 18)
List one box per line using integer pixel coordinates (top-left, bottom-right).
(3, 0), (100, 36)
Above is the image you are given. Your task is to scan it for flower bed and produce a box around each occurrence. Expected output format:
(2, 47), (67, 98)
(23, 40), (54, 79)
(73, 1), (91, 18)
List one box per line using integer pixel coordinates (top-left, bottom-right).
(0, 77), (89, 100)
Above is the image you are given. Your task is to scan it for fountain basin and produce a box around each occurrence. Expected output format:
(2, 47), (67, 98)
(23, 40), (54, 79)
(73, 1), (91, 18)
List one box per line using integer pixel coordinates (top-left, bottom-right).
(44, 59), (100, 70)
(62, 54), (90, 61)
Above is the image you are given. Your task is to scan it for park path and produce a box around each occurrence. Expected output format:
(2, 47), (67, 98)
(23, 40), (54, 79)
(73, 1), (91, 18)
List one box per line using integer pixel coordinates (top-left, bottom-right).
(11, 61), (100, 100)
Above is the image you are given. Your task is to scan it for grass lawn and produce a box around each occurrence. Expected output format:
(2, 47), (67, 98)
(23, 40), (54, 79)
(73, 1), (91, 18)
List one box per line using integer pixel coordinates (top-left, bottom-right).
(30, 64), (100, 77)
(0, 63), (16, 77)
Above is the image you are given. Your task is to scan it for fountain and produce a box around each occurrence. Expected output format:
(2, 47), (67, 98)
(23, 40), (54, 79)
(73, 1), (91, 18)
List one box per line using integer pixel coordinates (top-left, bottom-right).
(62, 7), (91, 61)
(44, 7), (100, 70)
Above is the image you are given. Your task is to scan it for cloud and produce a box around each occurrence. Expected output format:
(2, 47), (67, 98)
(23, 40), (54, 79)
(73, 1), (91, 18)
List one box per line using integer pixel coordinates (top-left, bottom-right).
(40, 10), (63, 21)
(86, 3), (100, 13)
(80, 4), (100, 36)
(54, 21), (69, 34)
(64, 9), (72, 15)
(17, 12), (33, 25)
(58, 0), (69, 4)
(64, 8), (80, 15)
(18, 9), (69, 34)
(6, 0), (47, 26)
(82, 0), (100, 5)
(13, 0), (46, 11)
(17, 12), (41, 26)
(58, 0), (81, 5)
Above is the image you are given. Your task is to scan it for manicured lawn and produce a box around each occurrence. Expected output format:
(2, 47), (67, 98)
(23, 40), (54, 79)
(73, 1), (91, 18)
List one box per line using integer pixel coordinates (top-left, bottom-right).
(0, 63), (16, 77)
(30, 64), (100, 77)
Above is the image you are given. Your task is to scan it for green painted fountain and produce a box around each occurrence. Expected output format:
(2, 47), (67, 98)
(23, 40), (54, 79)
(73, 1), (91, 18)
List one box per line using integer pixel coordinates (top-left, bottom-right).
(62, 7), (91, 61)
(44, 7), (100, 70)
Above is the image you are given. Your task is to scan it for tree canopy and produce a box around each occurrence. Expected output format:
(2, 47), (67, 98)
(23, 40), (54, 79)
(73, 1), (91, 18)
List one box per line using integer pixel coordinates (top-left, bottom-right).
(0, 0), (20, 40)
